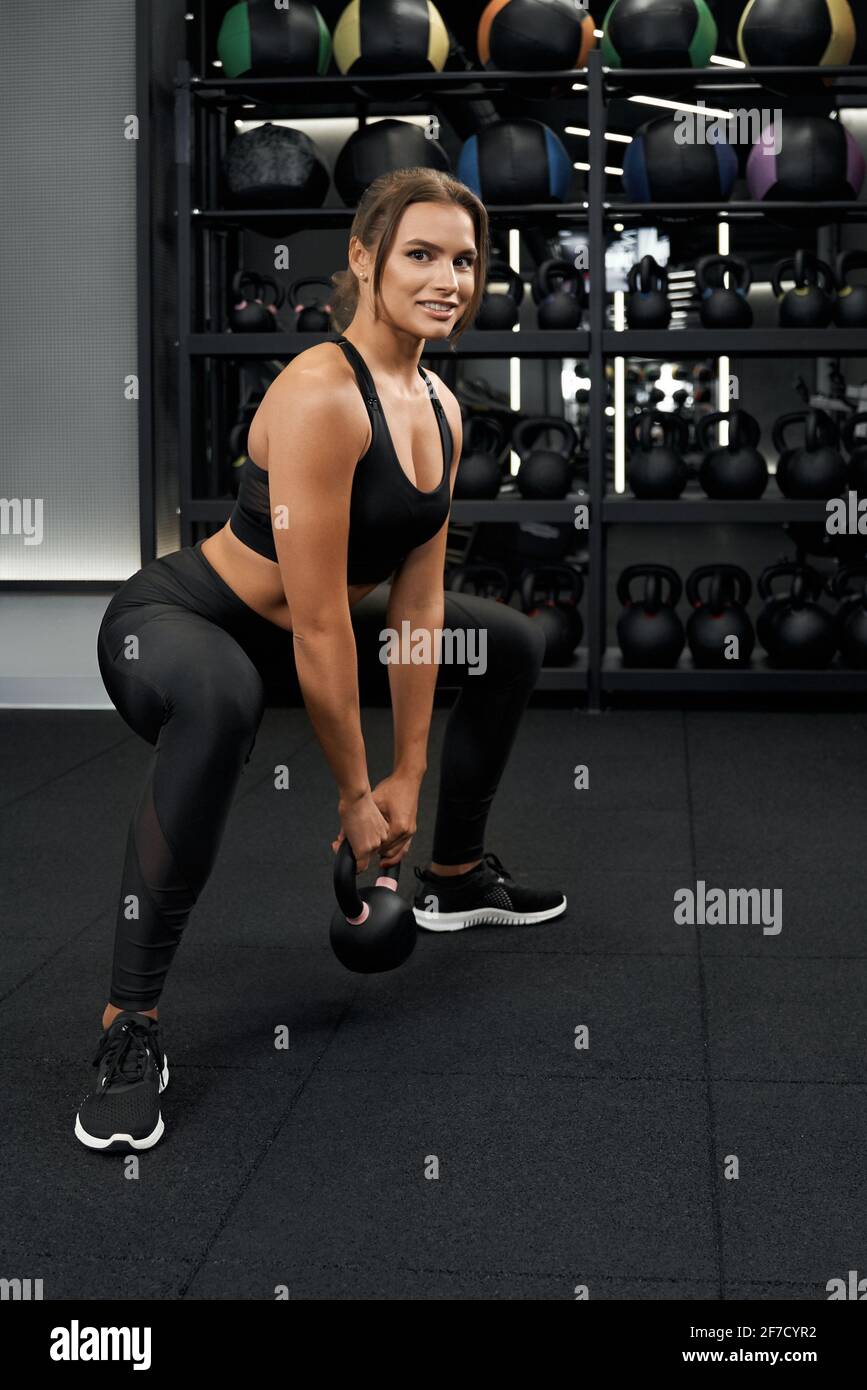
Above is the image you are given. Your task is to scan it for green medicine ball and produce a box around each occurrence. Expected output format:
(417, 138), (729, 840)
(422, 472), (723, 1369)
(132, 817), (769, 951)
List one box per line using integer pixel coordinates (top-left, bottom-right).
(217, 0), (332, 78)
(602, 0), (717, 68)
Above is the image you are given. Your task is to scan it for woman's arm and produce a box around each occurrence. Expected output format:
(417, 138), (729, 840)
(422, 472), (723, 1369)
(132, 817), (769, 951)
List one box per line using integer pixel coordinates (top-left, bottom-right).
(261, 362), (389, 867)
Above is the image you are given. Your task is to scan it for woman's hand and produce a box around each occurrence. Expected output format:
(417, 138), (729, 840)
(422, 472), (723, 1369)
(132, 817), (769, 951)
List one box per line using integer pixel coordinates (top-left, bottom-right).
(332, 790), (391, 873)
(332, 773), (420, 870)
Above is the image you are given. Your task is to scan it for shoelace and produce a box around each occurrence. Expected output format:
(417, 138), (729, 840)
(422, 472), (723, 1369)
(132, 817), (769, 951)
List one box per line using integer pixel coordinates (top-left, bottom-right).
(92, 1021), (158, 1090)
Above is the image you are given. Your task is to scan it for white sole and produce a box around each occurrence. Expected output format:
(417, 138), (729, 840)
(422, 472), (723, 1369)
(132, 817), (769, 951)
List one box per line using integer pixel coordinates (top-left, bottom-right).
(74, 1056), (169, 1152)
(413, 896), (567, 933)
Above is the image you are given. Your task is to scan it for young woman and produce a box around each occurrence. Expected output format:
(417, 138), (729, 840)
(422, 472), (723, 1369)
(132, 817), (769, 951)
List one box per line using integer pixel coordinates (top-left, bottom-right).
(75, 168), (567, 1153)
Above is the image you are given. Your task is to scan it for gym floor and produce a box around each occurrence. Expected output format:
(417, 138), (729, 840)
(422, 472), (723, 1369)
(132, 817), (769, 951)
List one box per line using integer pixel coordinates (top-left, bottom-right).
(3, 698), (866, 1300)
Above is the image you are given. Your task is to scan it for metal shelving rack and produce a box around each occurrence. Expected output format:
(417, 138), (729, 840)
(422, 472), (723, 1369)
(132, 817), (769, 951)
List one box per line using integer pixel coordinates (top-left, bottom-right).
(173, 52), (867, 707)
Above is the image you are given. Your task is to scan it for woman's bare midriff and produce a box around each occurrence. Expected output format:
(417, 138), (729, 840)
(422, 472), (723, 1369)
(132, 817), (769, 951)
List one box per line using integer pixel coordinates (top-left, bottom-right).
(199, 525), (379, 632)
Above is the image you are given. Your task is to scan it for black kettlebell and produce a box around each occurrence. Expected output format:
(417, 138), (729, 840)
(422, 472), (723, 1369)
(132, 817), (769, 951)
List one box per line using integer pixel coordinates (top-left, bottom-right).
(513, 417), (578, 500)
(843, 411), (867, 492)
(229, 270), (283, 332)
(626, 256), (671, 330)
(616, 565), (685, 668)
(828, 565), (867, 668)
(773, 410), (848, 499)
(773, 250), (836, 328)
(697, 410), (768, 499)
(686, 564), (755, 668)
(627, 411), (689, 500)
(329, 839), (417, 974)
(476, 261), (524, 331)
(531, 259), (585, 331)
(520, 566), (584, 666)
(833, 251), (867, 328)
(453, 416), (504, 499)
(447, 564), (511, 601)
(696, 255), (753, 329)
(288, 276), (333, 332)
(757, 564), (836, 669)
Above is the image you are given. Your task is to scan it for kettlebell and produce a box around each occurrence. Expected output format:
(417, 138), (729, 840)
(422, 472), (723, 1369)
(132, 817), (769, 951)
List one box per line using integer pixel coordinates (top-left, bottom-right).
(453, 416), (504, 499)
(531, 259), (585, 331)
(627, 411), (689, 500)
(476, 261), (524, 331)
(229, 270), (283, 332)
(828, 564), (867, 668)
(696, 255), (753, 329)
(686, 564), (755, 668)
(773, 250), (836, 328)
(626, 256), (671, 330)
(697, 410), (768, 499)
(757, 563), (836, 669)
(773, 410), (848, 499)
(833, 251), (867, 328)
(329, 839), (417, 974)
(513, 417), (578, 500)
(447, 564), (512, 601)
(288, 277), (333, 332)
(520, 566), (584, 666)
(616, 565), (685, 668)
(843, 411), (867, 492)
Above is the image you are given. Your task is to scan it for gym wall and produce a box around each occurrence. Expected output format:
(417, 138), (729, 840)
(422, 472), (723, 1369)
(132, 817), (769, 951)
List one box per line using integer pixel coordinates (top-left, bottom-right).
(0, 0), (139, 580)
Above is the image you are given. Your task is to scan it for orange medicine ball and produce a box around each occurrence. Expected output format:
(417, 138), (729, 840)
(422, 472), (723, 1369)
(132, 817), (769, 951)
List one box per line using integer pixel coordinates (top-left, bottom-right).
(478, 0), (596, 72)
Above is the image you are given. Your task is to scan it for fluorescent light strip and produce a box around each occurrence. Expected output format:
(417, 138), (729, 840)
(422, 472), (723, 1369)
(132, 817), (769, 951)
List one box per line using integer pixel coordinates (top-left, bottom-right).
(613, 293), (626, 494)
(508, 228), (522, 472)
(573, 161), (624, 176)
(629, 93), (734, 119)
(565, 126), (633, 144)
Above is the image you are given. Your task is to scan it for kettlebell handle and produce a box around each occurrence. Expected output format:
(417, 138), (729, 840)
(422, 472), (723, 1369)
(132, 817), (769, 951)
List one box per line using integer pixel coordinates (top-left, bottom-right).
(484, 260), (524, 306)
(255, 273), (284, 309)
(521, 564), (584, 612)
(772, 251), (835, 298)
(288, 276), (334, 311)
(697, 409), (760, 454)
(463, 414), (503, 457)
(687, 563), (752, 610)
(628, 255), (667, 295)
(758, 561), (823, 603)
(696, 255), (752, 295)
(449, 563), (511, 600)
(617, 563), (683, 610)
(827, 562), (867, 601)
(512, 415), (579, 459)
(806, 408), (838, 452)
(637, 410), (689, 454)
(231, 269), (263, 303)
(533, 258), (587, 308)
(333, 837), (401, 924)
(772, 410), (809, 456)
(836, 249), (867, 289)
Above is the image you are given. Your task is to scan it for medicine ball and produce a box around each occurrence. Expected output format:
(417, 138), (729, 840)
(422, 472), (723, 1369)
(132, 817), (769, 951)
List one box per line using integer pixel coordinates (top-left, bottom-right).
(333, 0), (449, 75)
(217, 0), (332, 77)
(334, 118), (450, 206)
(747, 115), (866, 202)
(623, 115), (738, 201)
(222, 123), (330, 230)
(737, 0), (855, 69)
(477, 0), (596, 72)
(458, 120), (573, 203)
(602, 0), (717, 68)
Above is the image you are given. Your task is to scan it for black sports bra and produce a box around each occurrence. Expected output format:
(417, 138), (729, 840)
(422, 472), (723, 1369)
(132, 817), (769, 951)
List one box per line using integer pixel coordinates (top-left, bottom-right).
(228, 336), (453, 585)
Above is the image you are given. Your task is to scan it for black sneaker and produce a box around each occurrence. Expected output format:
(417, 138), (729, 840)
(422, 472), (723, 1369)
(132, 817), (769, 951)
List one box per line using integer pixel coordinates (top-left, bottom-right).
(74, 1012), (169, 1153)
(412, 851), (567, 932)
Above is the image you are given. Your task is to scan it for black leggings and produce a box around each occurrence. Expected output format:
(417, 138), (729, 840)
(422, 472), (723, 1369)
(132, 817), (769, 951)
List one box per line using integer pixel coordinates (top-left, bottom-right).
(97, 541), (545, 1010)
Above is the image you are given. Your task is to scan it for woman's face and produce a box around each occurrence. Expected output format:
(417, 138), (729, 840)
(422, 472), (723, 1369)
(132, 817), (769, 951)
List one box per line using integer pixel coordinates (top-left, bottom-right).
(362, 200), (478, 339)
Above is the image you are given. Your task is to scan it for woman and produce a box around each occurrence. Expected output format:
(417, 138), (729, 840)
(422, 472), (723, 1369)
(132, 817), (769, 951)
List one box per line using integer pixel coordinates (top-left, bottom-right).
(75, 168), (567, 1153)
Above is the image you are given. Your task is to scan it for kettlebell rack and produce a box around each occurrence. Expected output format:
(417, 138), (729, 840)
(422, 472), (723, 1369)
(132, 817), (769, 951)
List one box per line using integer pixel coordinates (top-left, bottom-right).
(172, 51), (867, 708)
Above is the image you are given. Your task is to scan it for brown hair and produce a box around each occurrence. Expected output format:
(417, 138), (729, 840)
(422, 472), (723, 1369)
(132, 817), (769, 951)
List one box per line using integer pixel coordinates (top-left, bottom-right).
(330, 167), (489, 348)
